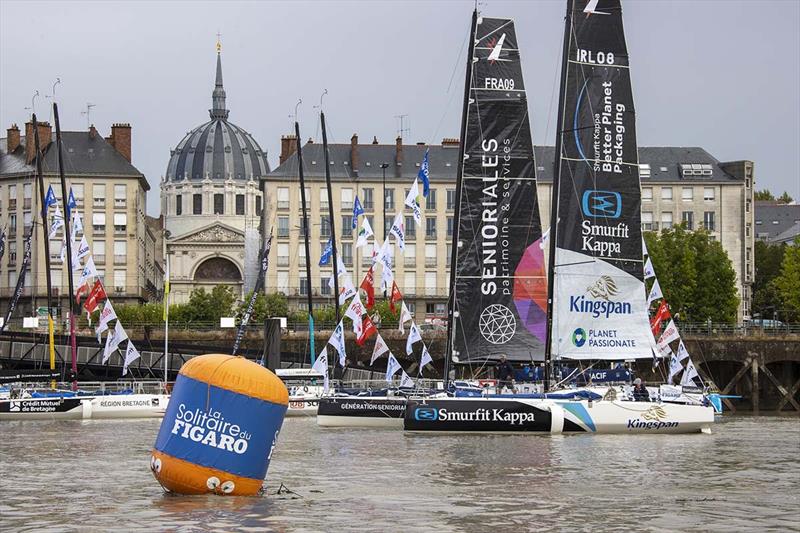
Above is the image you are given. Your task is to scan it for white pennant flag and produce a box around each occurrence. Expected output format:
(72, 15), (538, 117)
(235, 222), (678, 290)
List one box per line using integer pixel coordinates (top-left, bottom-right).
(399, 370), (414, 389)
(344, 292), (366, 337)
(76, 235), (90, 260)
(681, 359), (700, 386)
(404, 178), (422, 226)
(389, 212), (405, 252)
(311, 346), (330, 393)
(381, 262), (394, 293)
(102, 320), (128, 364)
(419, 344), (433, 371)
(338, 275), (357, 305)
(76, 256), (98, 289)
(96, 300), (117, 341)
(49, 205), (64, 239)
(643, 257), (655, 279)
(385, 352), (401, 383)
(122, 340), (141, 376)
(667, 353), (683, 384)
(335, 254), (348, 279)
(406, 321), (422, 355)
(676, 339), (690, 362)
(71, 211), (83, 243)
(370, 333), (389, 365)
(647, 279), (663, 305)
(642, 236), (649, 257)
(355, 217), (374, 249)
(329, 320), (347, 366)
(658, 319), (680, 347)
(60, 235), (67, 263)
(398, 301), (413, 334)
(371, 237), (383, 265)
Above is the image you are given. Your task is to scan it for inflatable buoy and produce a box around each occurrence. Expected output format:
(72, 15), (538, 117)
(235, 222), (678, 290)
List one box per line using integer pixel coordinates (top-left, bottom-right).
(150, 354), (288, 496)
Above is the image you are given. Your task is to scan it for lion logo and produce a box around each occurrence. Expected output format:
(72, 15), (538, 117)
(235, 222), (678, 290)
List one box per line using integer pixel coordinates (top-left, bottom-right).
(586, 275), (619, 301)
(641, 405), (668, 421)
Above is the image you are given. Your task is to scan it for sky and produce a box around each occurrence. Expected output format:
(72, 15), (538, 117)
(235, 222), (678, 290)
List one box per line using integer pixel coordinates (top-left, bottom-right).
(2, 0), (798, 216)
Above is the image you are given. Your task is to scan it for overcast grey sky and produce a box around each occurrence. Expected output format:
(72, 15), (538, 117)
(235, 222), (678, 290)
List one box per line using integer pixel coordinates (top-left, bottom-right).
(2, 0), (798, 215)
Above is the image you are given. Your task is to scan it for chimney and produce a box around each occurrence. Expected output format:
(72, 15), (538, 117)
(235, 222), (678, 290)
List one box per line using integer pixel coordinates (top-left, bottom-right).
(350, 133), (359, 171)
(25, 122), (35, 164)
(107, 123), (132, 162)
(372, 136), (378, 145)
(395, 136), (403, 176)
(441, 137), (460, 147)
(6, 124), (20, 154)
(24, 121), (50, 164)
(37, 122), (52, 152)
(89, 124), (98, 139)
(279, 134), (298, 165)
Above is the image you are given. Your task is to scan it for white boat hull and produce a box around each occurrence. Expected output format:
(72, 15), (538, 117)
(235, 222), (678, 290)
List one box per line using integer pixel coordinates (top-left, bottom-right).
(285, 396), (320, 417)
(0, 394), (169, 421)
(317, 396), (407, 428)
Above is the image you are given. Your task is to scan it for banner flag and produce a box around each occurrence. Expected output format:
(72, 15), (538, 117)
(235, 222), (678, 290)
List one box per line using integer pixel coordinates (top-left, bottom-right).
(404, 178), (422, 226)
(356, 217), (374, 248)
(311, 346), (330, 393)
(406, 321), (422, 355)
(385, 353), (401, 383)
(122, 340), (142, 376)
(356, 315), (377, 346)
(643, 258), (655, 279)
(319, 238), (333, 266)
(76, 256), (98, 292)
(390, 281), (403, 313)
(345, 292), (366, 337)
(67, 187), (77, 216)
(329, 320), (347, 366)
(647, 279), (663, 305)
(49, 205), (64, 239)
(360, 266), (375, 309)
(103, 320), (128, 364)
(642, 237), (649, 257)
(83, 279), (107, 314)
(389, 212), (405, 251)
(667, 352), (683, 384)
(418, 148), (430, 197)
(370, 333), (389, 365)
(76, 235), (90, 260)
(339, 275), (357, 305)
(676, 340), (690, 362)
(650, 300), (671, 337)
(399, 301), (412, 334)
(0, 232), (32, 333)
(658, 319), (680, 347)
(399, 370), (414, 389)
(352, 196), (364, 227)
(419, 344), (433, 373)
(71, 211), (83, 243)
(95, 300), (117, 341)
(0, 227), (5, 263)
(681, 358), (700, 386)
(44, 185), (58, 208)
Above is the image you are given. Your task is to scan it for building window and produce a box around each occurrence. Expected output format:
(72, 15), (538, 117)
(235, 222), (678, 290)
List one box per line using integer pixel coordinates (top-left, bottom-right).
(404, 272), (416, 293)
(341, 243), (353, 266)
(114, 184), (126, 207)
(9, 214), (16, 232)
(407, 302), (416, 315)
(277, 243), (289, 266)
(236, 194), (245, 215)
(277, 187), (290, 210)
(320, 189), (329, 211)
(277, 271), (289, 294)
(256, 196), (262, 216)
(175, 195), (182, 216)
(703, 187), (715, 201)
(23, 211), (32, 233)
(425, 243), (437, 267)
(113, 270), (126, 292)
(435, 303), (446, 316)
(298, 187), (311, 208)
(404, 245), (416, 267)
(446, 243), (452, 267)
(363, 188), (374, 210)
(298, 246), (307, 266)
(341, 216), (353, 237)
(405, 216), (416, 238)
(384, 218), (393, 239)
(425, 272), (437, 296)
(92, 213), (106, 234)
(114, 240), (127, 264)
(661, 187), (673, 201)
(214, 193), (224, 215)
(23, 183), (32, 209)
(641, 212), (653, 231)
(446, 189), (456, 210)
(661, 212), (673, 230)
(426, 189), (437, 210)
(300, 277), (309, 296)
(321, 277), (331, 296)
(639, 163), (651, 178)
(642, 187), (652, 201)
(278, 216), (290, 238)
(93, 240), (105, 263)
(447, 217), (454, 238)
(681, 211), (694, 230)
(341, 188), (353, 210)
(9, 241), (17, 264)
(320, 216), (331, 238)
(426, 303), (436, 315)
(704, 211), (715, 231)
(426, 217), (437, 239)
(114, 213), (127, 235)
(8, 184), (16, 209)
(384, 189), (394, 211)
(93, 184), (105, 207)
(682, 187), (693, 201)
(193, 193), (202, 214)
(72, 184), (84, 206)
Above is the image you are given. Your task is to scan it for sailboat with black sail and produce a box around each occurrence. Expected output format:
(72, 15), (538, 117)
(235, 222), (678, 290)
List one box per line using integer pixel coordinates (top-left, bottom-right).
(404, 1), (713, 434)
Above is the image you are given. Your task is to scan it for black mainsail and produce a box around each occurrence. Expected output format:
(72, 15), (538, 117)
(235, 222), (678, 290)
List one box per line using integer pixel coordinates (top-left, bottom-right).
(451, 14), (547, 364)
(548, 0), (653, 361)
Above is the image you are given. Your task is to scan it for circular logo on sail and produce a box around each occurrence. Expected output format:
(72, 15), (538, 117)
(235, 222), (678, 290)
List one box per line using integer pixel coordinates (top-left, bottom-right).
(479, 304), (516, 345)
(572, 328), (587, 347)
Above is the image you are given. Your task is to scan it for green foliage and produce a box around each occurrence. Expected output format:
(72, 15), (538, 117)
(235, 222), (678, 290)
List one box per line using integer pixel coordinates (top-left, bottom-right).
(116, 302), (165, 324)
(777, 191), (794, 204)
(237, 292), (289, 323)
(754, 189), (775, 201)
(752, 240), (786, 317)
(168, 286), (237, 326)
(644, 226), (739, 323)
(773, 237), (800, 321)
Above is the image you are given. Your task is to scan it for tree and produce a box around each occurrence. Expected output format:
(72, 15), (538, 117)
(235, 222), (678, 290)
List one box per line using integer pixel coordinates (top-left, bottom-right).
(689, 231), (739, 323)
(773, 237), (800, 322)
(644, 227), (697, 319)
(754, 189), (775, 201)
(752, 240), (786, 317)
(777, 191), (794, 204)
(237, 292), (289, 323)
(170, 285), (237, 325)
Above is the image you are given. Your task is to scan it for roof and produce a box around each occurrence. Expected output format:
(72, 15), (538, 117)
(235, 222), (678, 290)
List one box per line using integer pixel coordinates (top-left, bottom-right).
(755, 201), (800, 240)
(772, 222), (800, 245)
(266, 142), (743, 184)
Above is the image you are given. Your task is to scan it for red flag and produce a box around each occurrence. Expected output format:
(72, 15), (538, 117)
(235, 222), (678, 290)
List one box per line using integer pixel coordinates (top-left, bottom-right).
(360, 266), (375, 310)
(356, 315), (377, 346)
(75, 281), (90, 303)
(83, 280), (107, 314)
(650, 300), (671, 337)
(389, 281), (403, 313)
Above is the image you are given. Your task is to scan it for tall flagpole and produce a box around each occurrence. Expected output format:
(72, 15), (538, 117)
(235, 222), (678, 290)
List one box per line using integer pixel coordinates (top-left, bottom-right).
(163, 252), (170, 389)
(295, 118), (316, 364)
(320, 109), (340, 324)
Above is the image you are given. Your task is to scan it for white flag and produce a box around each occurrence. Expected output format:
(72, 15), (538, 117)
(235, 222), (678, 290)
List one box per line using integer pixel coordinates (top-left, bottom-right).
(370, 333), (389, 365)
(338, 275), (357, 305)
(404, 178), (422, 226)
(71, 211), (83, 243)
(60, 235), (67, 263)
(335, 254), (348, 279)
(643, 257), (655, 279)
(96, 300), (117, 340)
(642, 236), (649, 257)
(355, 217), (374, 248)
(375, 237), (392, 268)
(102, 320), (128, 364)
(76, 235), (90, 260)
(658, 319), (680, 346)
(49, 206), (64, 239)
(76, 256), (98, 289)
(406, 321), (422, 355)
(311, 346), (330, 393)
(681, 359), (700, 386)
(344, 292), (366, 337)
(419, 344), (433, 370)
(399, 371), (414, 389)
(539, 227), (550, 250)
(329, 320), (347, 366)
(676, 339), (690, 362)
(385, 352), (401, 383)
(122, 340), (141, 376)
(667, 353), (683, 384)
(647, 279), (663, 305)
(398, 302), (413, 334)
(389, 212), (405, 252)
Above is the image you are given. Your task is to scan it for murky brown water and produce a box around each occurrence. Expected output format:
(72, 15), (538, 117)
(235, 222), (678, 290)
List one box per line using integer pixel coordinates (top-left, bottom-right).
(1, 415), (798, 532)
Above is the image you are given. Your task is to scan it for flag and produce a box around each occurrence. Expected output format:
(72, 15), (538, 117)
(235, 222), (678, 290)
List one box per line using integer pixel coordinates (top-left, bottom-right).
(232, 236), (273, 356)
(352, 196), (364, 227)
(667, 352), (683, 384)
(380, 260), (394, 293)
(356, 315), (377, 346)
(419, 344), (433, 372)
(329, 320), (346, 366)
(399, 371), (414, 389)
(339, 275), (357, 305)
(319, 238), (333, 266)
(647, 279), (663, 305)
(67, 187), (77, 216)
(418, 148), (430, 197)
(76, 256), (98, 291)
(406, 321), (422, 355)
(122, 340), (142, 376)
(71, 211), (83, 243)
(642, 236), (649, 257)
(385, 353), (401, 383)
(539, 227), (550, 250)
(650, 300), (671, 337)
(96, 300), (117, 341)
(643, 257), (655, 279)
(76, 235), (90, 260)
(83, 279), (107, 314)
(345, 292), (366, 336)
(356, 217), (374, 248)
(370, 333), (389, 365)
(59, 235), (67, 263)
(0, 228), (5, 262)
(311, 346), (330, 393)
(44, 185), (58, 208)
(360, 266), (375, 309)
(389, 213), (405, 251)
(163, 254), (170, 321)
(680, 359), (700, 386)
(390, 281), (403, 313)
(398, 301), (413, 334)
(102, 320), (128, 364)
(404, 177), (422, 226)
(658, 319), (680, 346)
(676, 340), (690, 362)
(49, 205), (64, 238)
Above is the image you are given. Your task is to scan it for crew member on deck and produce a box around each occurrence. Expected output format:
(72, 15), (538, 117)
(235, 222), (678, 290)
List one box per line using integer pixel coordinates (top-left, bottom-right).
(632, 378), (650, 402)
(495, 355), (515, 394)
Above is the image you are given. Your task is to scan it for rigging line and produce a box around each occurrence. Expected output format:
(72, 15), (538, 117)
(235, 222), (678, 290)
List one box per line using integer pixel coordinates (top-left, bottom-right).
(430, 30), (470, 145)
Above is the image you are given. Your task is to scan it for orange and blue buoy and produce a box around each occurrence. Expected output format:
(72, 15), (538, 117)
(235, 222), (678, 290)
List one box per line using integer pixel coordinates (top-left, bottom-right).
(150, 354), (288, 496)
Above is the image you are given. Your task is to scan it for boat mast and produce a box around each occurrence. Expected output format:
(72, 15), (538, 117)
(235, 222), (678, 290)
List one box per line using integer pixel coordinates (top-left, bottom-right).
(320, 109), (340, 325)
(31, 114), (57, 387)
(443, 9), (479, 391)
(295, 118), (316, 363)
(163, 252), (169, 389)
(543, 0), (574, 393)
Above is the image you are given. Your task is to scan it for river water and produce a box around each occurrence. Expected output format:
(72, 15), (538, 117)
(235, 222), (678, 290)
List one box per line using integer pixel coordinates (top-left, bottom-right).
(1, 415), (798, 532)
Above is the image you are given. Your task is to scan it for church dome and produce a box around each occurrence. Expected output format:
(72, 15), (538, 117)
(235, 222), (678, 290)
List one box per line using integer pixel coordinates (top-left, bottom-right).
(165, 50), (270, 182)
